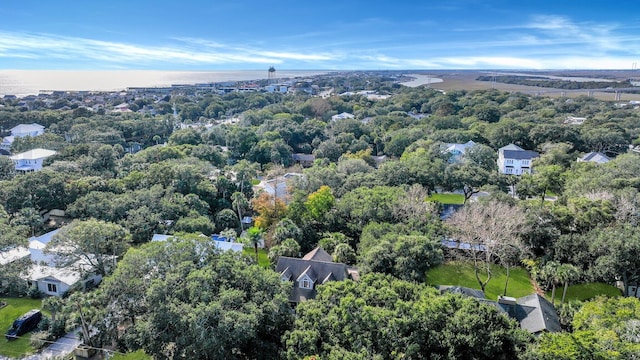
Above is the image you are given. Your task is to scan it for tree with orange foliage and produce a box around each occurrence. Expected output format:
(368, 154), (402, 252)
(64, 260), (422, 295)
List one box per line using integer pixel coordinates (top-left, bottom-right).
(252, 192), (287, 230)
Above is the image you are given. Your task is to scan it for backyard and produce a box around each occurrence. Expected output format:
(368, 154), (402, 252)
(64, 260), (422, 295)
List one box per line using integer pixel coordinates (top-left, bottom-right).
(427, 261), (623, 303)
(427, 261), (534, 299)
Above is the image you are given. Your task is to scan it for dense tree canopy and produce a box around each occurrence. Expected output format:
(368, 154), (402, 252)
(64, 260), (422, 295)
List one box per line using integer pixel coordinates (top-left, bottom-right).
(100, 236), (294, 359)
(284, 273), (531, 360)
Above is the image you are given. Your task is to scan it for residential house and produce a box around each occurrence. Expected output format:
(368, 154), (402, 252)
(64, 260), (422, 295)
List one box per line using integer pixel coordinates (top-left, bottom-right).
(0, 229), (103, 297)
(276, 247), (358, 305)
(331, 112), (355, 121)
(1, 123), (45, 152)
(10, 148), (57, 173)
(577, 151), (611, 164)
(438, 286), (561, 334)
(10, 123), (45, 138)
(112, 103), (132, 113)
(564, 116), (586, 125)
(497, 144), (539, 175)
(492, 295), (562, 334)
(443, 140), (476, 163)
(292, 153), (315, 167)
(151, 233), (244, 253)
(260, 173), (303, 204)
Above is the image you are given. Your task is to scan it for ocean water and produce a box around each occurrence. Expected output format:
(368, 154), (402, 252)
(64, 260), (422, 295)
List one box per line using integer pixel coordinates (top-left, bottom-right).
(0, 70), (329, 96)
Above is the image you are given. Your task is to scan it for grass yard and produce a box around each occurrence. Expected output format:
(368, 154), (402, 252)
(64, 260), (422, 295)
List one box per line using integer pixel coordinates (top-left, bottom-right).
(559, 282), (622, 302)
(428, 193), (465, 205)
(427, 261), (534, 300)
(243, 247), (270, 267)
(112, 350), (152, 360)
(0, 297), (47, 358)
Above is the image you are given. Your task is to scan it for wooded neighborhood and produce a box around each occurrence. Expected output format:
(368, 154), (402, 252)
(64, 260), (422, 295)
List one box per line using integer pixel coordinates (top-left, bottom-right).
(1, 71), (640, 359)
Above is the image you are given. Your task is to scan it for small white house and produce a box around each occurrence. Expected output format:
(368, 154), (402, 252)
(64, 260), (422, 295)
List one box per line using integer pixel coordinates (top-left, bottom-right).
(0, 229), (102, 297)
(443, 140), (476, 163)
(331, 112), (355, 121)
(10, 123), (45, 138)
(1, 123), (45, 152)
(10, 148), (57, 172)
(497, 144), (539, 175)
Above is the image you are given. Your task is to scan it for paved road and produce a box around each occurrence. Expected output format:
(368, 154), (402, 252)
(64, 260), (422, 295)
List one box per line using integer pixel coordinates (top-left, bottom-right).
(0, 328), (81, 360)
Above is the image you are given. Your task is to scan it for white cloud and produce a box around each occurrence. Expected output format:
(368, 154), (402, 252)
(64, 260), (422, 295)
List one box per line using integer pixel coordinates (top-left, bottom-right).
(0, 31), (331, 67)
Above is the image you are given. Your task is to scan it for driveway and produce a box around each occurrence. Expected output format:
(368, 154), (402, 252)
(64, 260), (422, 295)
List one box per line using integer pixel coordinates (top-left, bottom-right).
(15, 328), (82, 360)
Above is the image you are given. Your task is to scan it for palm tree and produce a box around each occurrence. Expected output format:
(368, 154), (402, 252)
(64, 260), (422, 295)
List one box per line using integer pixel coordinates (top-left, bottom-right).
(231, 192), (248, 229)
(246, 226), (262, 263)
(559, 264), (580, 304)
(542, 261), (561, 305)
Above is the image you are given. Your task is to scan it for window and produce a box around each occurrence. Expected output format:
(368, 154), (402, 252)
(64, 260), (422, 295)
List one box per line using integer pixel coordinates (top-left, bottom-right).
(505, 159), (514, 164)
(47, 283), (57, 293)
(300, 279), (311, 289)
(522, 160), (529, 165)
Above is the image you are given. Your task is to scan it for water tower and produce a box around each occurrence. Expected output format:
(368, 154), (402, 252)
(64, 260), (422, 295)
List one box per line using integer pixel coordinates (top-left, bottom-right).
(268, 66), (276, 83)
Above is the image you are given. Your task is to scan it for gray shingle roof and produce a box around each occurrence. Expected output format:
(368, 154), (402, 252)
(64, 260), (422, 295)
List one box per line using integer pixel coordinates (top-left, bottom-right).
(302, 247), (333, 262)
(276, 249), (353, 304)
(502, 149), (540, 160)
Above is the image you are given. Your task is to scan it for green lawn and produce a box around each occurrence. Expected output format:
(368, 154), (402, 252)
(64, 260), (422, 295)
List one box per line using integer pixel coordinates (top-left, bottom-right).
(427, 193), (465, 205)
(559, 282), (622, 302)
(112, 350), (152, 360)
(0, 297), (47, 358)
(427, 261), (534, 300)
(243, 247), (270, 267)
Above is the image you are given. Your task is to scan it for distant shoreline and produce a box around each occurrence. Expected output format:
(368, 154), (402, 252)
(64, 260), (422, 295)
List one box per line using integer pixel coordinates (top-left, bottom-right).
(0, 70), (331, 96)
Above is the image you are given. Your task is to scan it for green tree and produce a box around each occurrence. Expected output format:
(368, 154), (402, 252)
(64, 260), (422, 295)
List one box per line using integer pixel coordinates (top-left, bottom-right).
(446, 200), (528, 294)
(244, 226), (263, 262)
(530, 297), (640, 359)
(101, 237), (293, 359)
(47, 218), (131, 276)
(332, 243), (356, 265)
(284, 273), (530, 360)
(558, 263), (580, 304)
(268, 238), (301, 265)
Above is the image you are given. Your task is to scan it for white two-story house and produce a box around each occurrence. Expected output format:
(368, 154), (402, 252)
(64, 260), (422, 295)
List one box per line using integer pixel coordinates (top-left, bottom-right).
(10, 148), (57, 173)
(497, 144), (539, 175)
(1, 123), (45, 152)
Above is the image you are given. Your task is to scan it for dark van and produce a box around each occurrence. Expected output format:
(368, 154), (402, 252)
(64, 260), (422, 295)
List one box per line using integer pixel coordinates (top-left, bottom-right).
(5, 309), (42, 340)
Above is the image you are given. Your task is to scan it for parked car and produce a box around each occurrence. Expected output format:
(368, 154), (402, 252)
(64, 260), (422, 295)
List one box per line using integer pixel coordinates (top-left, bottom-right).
(5, 309), (42, 340)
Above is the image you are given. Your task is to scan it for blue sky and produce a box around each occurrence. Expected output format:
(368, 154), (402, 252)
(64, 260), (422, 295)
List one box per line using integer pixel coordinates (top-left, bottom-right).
(1, 0), (639, 70)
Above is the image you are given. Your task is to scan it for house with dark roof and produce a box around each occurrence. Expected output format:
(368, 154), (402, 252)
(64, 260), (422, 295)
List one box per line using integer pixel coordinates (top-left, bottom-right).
(497, 144), (540, 175)
(292, 153), (315, 167)
(577, 151), (611, 164)
(275, 247), (358, 305)
(492, 295), (562, 334)
(439, 285), (561, 334)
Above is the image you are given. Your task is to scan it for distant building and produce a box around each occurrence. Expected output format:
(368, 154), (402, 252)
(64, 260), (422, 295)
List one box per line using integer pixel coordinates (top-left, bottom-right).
(10, 148), (57, 173)
(564, 116), (586, 125)
(1, 123), (45, 152)
(260, 173), (304, 204)
(264, 84), (289, 93)
(331, 112), (355, 121)
(577, 151), (611, 164)
(292, 153), (315, 167)
(443, 140), (476, 163)
(497, 144), (539, 175)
